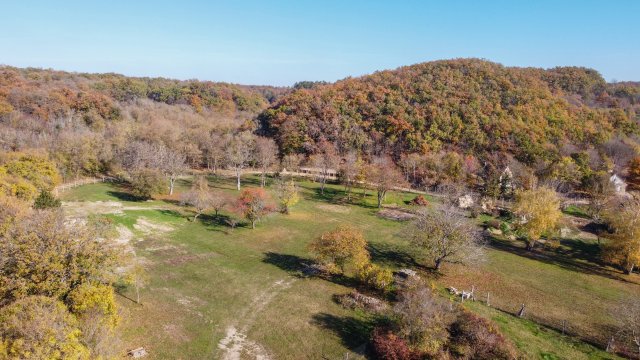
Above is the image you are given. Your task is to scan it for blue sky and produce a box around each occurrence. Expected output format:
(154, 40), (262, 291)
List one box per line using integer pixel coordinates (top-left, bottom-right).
(0, 0), (638, 85)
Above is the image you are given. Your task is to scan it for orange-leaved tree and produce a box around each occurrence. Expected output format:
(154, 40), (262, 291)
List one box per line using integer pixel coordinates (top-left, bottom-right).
(236, 188), (272, 229)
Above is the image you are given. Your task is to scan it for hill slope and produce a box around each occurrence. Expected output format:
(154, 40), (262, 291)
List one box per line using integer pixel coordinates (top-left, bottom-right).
(259, 59), (639, 166)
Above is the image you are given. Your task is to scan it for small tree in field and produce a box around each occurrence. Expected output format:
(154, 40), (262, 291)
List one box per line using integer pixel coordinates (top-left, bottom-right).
(512, 187), (562, 250)
(604, 199), (640, 274)
(180, 177), (214, 221)
(309, 225), (370, 274)
(236, 188), (272, 229)
(369, 156), (406, 208)
(403, 207), (483, 271)
(275, 177), (299, 214)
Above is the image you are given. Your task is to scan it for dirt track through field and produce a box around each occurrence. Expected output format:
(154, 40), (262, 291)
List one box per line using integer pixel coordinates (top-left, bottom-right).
(217, 278), (296, 360)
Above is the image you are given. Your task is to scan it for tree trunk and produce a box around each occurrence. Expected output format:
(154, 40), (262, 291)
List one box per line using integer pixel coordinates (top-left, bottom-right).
(525, 240), (535, 251)
(193, 213), (200, 221)
(321, 176), (326, 195)
(377, 190), (384, 208)
(624, 263), (635, 275)
(261, 170), (266, 187)
(169, 177), (175, 195)
(252, 220), (256, 229)
(135, 283), (140, 304)
(236, 169), (241, 191)
(434, 258), (442, 271)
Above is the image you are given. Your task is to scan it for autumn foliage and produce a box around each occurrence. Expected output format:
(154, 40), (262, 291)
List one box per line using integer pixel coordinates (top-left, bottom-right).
(236, 188), (273, 229)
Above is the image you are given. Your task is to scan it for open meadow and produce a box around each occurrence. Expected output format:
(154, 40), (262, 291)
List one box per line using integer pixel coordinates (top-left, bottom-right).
(59, 176), (633, 359)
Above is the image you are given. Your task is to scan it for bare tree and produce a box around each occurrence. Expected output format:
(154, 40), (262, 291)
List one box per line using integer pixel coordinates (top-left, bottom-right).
(180, 176), (214, 221)
(159, 147), (186, 196)
(281, 153), (304, 172)
(204, 132), (225, 175)
(340, 151), (360, 201)
(121, 141), (186, 195)
(224, 132), (255, 191)
(403, 207), (484, 270)
(254, 137), (279, 187)
(311, 139), (338, 195)
(368, 156), (406, 208)
(617, 298), (640, 356)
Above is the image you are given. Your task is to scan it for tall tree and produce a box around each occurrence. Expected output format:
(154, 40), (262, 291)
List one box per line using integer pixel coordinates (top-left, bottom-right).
(311, 139), (338, 195)
(340, 151), (361, 201)
(512, 187), (562, 250)
(225, 132), (255, 191)
(204, 132), (225, 175)
(159, 146), (186, 196)
(254, 137), (278, 187)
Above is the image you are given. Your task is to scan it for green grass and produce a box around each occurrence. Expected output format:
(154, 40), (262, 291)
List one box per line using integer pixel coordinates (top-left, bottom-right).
(563, 204), (590, 219)
(61, 176), (631, 359)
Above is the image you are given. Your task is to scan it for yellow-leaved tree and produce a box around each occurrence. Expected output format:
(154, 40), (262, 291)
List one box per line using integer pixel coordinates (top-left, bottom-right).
(604, 199), (640, 275)
(512, 187), (562, 250)
(309, 225), (370, 274)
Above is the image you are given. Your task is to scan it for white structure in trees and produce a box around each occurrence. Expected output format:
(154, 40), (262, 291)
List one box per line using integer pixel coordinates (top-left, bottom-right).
(609, 174), (627, 195)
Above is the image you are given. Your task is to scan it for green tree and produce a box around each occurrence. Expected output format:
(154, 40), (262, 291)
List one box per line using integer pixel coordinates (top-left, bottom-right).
(33, 189), (62, 209)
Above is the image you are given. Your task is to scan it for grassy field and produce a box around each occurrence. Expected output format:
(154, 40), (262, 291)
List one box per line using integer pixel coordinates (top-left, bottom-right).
(60, 176), (630, 359)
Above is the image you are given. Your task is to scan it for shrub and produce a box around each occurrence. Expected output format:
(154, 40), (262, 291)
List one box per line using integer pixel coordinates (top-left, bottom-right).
(357, 263), (393, 291)
(33, 189), (61, 209)
(371, 327), (421, 360)
(447, 311), (517, 360)
(409, 195), (429, 206)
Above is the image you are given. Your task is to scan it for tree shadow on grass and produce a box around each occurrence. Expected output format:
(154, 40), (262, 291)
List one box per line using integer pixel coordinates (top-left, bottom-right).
(367, 242), (420, 269)
(488, 236), (635, 284)
(297, 183), (379, 210)
(311, 313), (374, 356)
(199, 213), (247, 232)
(107, 190), (142, 202)
(262, 252), (361, 287)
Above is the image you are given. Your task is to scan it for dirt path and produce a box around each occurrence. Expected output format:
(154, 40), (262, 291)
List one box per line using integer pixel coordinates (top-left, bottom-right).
(217, 278), (296, 360)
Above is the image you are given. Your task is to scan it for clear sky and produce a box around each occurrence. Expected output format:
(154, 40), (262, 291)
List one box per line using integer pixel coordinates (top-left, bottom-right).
(0, 0), (638, 86)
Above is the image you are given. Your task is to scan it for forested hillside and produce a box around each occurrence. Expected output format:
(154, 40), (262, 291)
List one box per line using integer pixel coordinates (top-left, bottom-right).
(260, 59), (640, 189)
(1, 59), (640, 196)
(0, 66), (285, 181)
